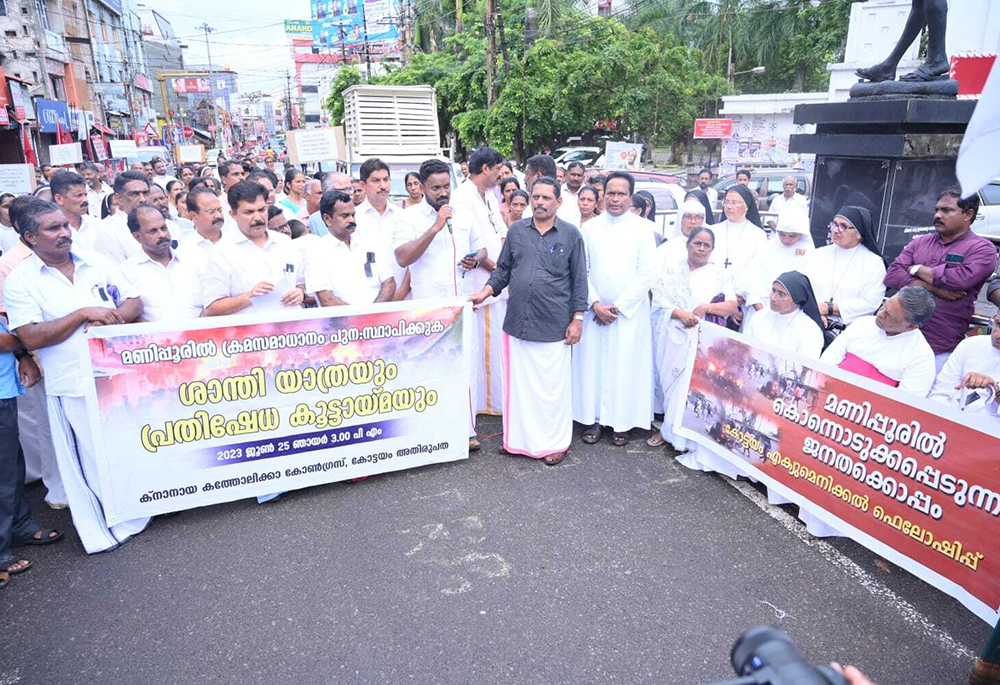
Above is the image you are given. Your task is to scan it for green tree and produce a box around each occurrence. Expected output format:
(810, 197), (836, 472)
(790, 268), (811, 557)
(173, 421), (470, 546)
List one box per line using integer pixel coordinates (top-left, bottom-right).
(324, 66), (364, 126)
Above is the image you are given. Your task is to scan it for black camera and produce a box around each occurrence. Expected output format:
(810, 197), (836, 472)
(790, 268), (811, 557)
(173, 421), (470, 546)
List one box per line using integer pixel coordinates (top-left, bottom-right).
(707, 626), (849, 685)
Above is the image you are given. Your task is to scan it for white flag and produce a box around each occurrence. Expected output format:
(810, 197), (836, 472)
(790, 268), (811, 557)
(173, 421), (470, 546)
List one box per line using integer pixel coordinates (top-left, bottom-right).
(956, 38), (1000, 199)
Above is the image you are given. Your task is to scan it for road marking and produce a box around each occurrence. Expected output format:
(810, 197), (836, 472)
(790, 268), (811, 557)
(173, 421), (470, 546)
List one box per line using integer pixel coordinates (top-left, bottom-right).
(726, 478), (977, 661)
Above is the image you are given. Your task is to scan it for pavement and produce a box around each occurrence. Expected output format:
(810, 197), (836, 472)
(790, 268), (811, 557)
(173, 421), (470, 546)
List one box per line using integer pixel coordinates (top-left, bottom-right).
(0, 416), (991, 685)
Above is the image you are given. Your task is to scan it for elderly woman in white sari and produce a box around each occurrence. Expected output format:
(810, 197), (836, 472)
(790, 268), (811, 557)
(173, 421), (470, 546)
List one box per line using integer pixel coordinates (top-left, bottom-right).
(651, 199), (709, 420)
(648, 228), (740, 479)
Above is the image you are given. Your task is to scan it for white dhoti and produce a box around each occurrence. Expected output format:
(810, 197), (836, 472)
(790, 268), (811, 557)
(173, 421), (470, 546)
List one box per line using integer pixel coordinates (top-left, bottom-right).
(650, 308), (666, 416)
(47, 395), (150, 554)
(474, 301), (505, 416)
(18, 378), (65, 505)
(501, 333), (572, 458)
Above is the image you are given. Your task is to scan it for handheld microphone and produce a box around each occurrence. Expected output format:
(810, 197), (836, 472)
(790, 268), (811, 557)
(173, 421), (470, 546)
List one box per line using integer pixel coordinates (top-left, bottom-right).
(171, 240), (178, 249)
(446, 217), (453, 234)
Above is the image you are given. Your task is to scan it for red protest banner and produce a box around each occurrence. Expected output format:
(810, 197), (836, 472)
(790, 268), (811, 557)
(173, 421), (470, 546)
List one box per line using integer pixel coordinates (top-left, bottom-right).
(693, 118), (734, 139)
(675, 324), (1000, 623)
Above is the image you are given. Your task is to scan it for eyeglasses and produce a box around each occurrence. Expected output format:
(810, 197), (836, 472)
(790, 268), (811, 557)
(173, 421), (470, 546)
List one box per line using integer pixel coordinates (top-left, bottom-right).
(828, 221), (857, 233)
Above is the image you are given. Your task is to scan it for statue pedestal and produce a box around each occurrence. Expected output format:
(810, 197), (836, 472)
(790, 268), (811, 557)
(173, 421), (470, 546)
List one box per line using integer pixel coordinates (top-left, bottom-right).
(789, 99), (975, 262)
(849, 78), (960, 100)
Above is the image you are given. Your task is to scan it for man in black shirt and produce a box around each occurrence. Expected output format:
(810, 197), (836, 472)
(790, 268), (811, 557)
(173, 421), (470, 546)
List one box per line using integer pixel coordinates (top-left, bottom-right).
(469, 177), (587, 465)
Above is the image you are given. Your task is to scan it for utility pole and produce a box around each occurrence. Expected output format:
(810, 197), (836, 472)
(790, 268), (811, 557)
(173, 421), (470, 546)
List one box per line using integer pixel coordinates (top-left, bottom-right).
(338, 25), (348, 64)
(285, 71), (294, 130)
(455, 0), (463, 33)
(361, 9), (373, 80)
(496, 0), (510, 81)
(198, 23), (223, 149)
(485, 0), (497, 106)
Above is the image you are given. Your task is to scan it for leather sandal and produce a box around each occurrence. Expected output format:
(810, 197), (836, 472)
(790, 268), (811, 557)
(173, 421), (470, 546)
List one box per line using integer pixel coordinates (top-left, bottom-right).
(581, 424), (602, 444)
(611, 432), (629, 447)
(15, 528), (63, 547)
(544, 451), (567, 466)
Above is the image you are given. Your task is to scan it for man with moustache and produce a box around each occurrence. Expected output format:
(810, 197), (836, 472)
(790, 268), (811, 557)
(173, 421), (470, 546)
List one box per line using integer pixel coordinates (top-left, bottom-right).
(305, 190), (395, 306)
(697, 168), (718, 208)
(394, 158), (487, 451)
(120, 205), (205, 322)
(93, 170), (151, 264)
(201, 181), (304, 317)
(884, 188), (997, 372)
(3, 201), (149, 553)
(50, 171), (102, 253)
(355, 159), (408, 300)
(146, 184), (186, 240)
(309, 172), (353, 237)
(79, 163), (112, 219)
(180, 187), (227, 259)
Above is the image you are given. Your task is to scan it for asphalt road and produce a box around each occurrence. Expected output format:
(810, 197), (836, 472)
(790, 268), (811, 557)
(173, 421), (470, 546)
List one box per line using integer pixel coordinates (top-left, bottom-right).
(1, 417), (991, 685)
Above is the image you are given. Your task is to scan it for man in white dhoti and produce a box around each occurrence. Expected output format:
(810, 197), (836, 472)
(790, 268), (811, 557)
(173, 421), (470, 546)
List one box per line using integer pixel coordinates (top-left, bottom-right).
(3, 201), (150, 554)
(395, 159), (487, 451)
(0, 198), (65, 508)
(572, 171), (656, 447)
(452, 147), (508, 417)
(709, 185), (768, 327)
(469, 177), (587, 465)
(930, 312), (1000, 419)
(820, 286), (937, 396)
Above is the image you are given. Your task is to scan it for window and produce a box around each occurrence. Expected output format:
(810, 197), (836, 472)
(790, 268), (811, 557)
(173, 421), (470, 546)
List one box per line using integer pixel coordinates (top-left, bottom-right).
(49, 75), (62, 99)
(0, 1), (6, 17)
(980, 183), (1000, 206)
(34, 0), (48, 29)
(5, 30), (16, 37)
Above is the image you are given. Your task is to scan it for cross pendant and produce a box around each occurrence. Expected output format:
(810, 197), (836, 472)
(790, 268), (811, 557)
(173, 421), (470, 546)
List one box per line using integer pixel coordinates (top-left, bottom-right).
(724, 258), (732, 269)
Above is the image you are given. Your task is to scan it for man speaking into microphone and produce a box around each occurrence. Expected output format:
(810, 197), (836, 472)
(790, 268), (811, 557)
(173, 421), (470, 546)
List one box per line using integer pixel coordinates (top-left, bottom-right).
(394, 159), (488, 450)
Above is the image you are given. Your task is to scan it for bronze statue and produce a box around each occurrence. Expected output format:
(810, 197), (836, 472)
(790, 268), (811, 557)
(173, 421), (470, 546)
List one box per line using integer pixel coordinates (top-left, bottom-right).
(856, 0), (950, 83)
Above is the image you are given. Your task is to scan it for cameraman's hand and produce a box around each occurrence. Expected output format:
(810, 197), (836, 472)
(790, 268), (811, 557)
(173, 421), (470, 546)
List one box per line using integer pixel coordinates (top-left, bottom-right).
(831, 662), (874, 685)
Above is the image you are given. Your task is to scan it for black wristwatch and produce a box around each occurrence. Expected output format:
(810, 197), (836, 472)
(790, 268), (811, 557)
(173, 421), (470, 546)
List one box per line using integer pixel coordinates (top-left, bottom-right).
(13, 349), (29, 361)
(827, 298), (835, 314)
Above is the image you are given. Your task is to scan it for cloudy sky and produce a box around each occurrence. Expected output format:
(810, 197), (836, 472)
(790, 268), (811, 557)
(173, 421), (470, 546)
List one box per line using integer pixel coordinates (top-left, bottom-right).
(152, 1), (310, 99)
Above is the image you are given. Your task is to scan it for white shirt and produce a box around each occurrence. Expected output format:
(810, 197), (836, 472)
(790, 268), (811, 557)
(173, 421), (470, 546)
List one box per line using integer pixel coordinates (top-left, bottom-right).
(820, 315), (936, 397)
(152, 174), (177, 190)
(450, 181), (507, 300)
(745, 307), (824, 360)
(120, 248), (206, 322)
(930, 335), (1000, 418)
(558, 185), (582, 227)
(356, 198), (407, 296)
(179, 230), (224, 261)
(768, 192), (808, 215)
(202, 229), (304, 312)
(393, 200), (484, 300)
(806, 243), (886, 325)
(305, 232), (389, 305)
(3, 250), (138, 397)
(86, 182), (112, 219)
(0, 223), (19, 255)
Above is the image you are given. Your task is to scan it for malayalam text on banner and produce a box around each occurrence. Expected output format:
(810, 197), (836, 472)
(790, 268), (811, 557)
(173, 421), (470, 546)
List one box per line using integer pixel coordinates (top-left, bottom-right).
(82, 301), (472, 524)
(674, 323), (1000, 624)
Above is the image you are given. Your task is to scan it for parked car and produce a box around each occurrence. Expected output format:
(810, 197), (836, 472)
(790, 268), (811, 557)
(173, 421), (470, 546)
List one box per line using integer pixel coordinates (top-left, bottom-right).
(711, 169), (812, 212)
(553, 147), (602, 167)
(634, 181), (687, 238)
(974, 179), (1000, 244)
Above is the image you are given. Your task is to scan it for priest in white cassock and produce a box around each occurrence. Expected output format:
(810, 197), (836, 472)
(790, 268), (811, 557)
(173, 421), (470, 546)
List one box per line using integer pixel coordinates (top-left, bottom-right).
(805, 206), (886, 331)
(469, 177), (587, 465)
(709, 185), (768, 327)
(929, 311), (1000, 420)
(748, 206), (814, 323)
(451, 147), (508, 417)
(573, 171), (656, 447)
(820, 286), (937, 396)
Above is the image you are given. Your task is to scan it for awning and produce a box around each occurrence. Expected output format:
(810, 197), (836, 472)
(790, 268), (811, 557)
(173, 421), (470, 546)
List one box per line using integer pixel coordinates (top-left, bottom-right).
(91, 122), (116, 136)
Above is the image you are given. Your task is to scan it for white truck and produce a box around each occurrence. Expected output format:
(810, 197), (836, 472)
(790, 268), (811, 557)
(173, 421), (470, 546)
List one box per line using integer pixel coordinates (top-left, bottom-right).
(321, 84), (456, 198)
